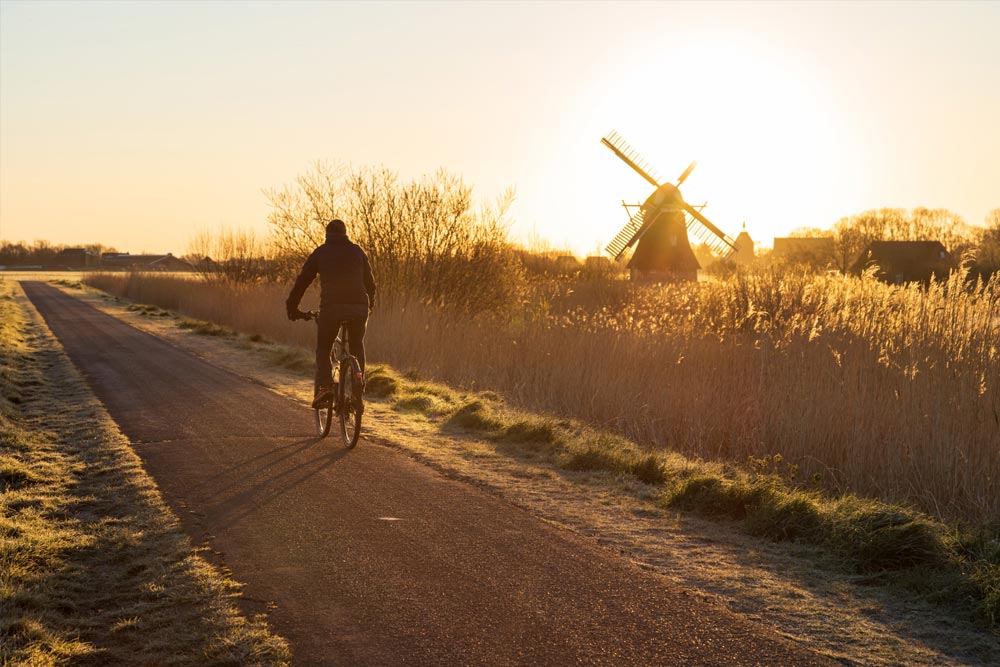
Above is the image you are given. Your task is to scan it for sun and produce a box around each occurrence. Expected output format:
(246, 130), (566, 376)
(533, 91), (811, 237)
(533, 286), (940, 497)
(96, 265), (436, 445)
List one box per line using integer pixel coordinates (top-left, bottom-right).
(575, 37), (849, 249)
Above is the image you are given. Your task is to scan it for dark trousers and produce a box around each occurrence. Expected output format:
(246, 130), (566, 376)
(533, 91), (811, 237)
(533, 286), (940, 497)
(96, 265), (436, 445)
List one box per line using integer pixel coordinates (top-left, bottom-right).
(316, 306), (368, 388)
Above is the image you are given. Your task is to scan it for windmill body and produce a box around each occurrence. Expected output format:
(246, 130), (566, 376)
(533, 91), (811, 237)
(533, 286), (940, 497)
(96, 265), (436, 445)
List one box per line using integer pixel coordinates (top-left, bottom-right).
(628, 184), (700, 281)
(600, 131), (737, 282)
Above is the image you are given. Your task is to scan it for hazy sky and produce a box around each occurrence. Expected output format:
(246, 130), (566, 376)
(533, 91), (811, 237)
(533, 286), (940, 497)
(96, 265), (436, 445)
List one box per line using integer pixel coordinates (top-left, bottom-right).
(2, 0), (998, 255)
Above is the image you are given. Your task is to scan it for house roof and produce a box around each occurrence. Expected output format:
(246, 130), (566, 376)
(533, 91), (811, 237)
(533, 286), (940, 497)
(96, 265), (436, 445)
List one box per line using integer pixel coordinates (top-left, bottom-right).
(100, 253), (194, 270)
(849, 240), (953, 275)
(856, 240), (948, 262)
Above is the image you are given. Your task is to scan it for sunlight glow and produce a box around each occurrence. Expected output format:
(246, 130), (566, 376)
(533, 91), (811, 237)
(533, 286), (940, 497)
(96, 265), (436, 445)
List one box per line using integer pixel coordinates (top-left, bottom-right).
(1, 2), (997, 256)
(551, 36), (852, 254)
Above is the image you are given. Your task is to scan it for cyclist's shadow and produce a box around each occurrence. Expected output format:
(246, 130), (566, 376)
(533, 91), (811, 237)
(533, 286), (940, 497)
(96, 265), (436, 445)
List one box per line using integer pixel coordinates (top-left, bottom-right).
(201, 435), (352, 526)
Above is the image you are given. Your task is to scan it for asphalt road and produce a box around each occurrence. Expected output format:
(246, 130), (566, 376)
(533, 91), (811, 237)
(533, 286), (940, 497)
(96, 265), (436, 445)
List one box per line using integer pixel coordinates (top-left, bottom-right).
(22, 281), (837, 666)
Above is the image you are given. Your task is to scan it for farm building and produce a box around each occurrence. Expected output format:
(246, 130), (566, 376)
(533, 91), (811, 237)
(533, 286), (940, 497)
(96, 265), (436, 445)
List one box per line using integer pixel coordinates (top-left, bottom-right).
(100, 252), (195, 271)
(554, 255), (581, 272)
(850, 241), (954, 284)
(54, 247), (101, 268)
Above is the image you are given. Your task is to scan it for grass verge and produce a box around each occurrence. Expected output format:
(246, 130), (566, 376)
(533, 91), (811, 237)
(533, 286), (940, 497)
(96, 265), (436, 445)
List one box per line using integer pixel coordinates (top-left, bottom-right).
(367, 362), (1000, 631)
(0, 279), (290, 666)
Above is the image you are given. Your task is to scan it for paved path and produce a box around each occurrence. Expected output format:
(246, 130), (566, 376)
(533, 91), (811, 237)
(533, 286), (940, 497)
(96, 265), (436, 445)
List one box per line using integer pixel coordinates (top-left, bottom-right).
(23, 281), (836, 666)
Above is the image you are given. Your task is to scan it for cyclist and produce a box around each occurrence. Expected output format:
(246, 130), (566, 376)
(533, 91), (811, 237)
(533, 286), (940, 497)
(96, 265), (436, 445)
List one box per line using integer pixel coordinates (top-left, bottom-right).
(286, 219), (376, 408)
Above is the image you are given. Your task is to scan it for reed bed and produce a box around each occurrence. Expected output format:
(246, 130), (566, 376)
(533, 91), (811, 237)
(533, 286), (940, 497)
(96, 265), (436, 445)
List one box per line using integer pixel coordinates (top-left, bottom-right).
(84, 271), (1000, 524)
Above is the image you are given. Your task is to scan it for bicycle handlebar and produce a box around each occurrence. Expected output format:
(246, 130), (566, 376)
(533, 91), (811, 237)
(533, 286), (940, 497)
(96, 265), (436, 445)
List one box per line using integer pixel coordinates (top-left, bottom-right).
(297, 310), (366, 325)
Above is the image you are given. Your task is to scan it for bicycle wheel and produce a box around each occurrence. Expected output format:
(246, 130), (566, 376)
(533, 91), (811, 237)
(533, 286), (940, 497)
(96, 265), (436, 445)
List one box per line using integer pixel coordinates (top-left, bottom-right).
(314, 400), (334, 438)
(338, 356), (363, 448)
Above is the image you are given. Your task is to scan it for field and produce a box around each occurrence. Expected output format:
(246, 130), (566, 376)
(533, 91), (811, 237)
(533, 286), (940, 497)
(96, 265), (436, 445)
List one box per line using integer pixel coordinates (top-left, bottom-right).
(0, 270), (87, 282)
(82, 270), (1000, 526)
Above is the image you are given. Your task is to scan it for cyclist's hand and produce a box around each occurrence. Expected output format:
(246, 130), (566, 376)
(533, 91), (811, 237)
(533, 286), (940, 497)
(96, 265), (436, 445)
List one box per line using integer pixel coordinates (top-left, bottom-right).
(287, 306), (303, 321)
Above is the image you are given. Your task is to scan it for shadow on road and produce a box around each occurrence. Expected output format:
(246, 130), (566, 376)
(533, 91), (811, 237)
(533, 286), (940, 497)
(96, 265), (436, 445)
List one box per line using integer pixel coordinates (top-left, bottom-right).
(199, 436), (353, 526)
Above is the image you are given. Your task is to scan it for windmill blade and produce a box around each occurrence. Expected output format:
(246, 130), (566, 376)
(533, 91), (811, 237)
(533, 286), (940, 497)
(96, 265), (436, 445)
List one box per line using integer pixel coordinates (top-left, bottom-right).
(687, 218), (734, 258)
(605, 207), (652, 260)
(600, 131), (663, 188)
(680, 202), (738, 258)
(676, 161), (697, 186)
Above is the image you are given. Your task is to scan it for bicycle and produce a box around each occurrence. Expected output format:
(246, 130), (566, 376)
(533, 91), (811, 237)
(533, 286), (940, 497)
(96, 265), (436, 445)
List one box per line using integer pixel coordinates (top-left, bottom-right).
(302, 311), (364, 448)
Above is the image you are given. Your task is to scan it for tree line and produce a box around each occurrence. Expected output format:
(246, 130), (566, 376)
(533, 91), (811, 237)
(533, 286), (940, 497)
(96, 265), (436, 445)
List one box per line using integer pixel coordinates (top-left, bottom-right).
(7, 161), (997, 297)
(774, 207), (1000, 274)
(0, 241), (119, 267)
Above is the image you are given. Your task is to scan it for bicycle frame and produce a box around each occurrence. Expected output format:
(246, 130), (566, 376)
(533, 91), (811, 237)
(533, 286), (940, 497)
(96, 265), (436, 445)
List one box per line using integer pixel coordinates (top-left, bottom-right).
(303, 310), (364, 446)
(330, 322), (351, 374)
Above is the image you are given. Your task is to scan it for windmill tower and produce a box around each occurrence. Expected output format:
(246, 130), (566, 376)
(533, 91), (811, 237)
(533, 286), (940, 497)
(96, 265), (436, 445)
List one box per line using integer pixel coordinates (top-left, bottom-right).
(733, 223), (755, 265)
(601, 131), (737, 281)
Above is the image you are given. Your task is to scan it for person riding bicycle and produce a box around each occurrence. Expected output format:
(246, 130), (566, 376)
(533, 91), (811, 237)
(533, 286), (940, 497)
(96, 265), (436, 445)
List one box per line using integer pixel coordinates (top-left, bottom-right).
(286, 219), (376, 408)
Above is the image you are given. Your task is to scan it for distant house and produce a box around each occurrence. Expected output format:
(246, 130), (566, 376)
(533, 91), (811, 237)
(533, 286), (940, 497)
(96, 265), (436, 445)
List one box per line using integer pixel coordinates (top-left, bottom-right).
(54, 247), (100, 269)
(554, 255), (580, 272)
(100, 252), (195, 271)
(772, 237), (836, 267)
(850, 241), (954, 284)
(583, 255), (613, 273)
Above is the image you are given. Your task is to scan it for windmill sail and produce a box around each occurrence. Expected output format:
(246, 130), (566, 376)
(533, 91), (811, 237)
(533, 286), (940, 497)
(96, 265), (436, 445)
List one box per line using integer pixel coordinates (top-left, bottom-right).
(683, 207), (738, 258)
(605, 207), (651, 260)
(676, 161), (697, 186)
(600, 131), (662, 188)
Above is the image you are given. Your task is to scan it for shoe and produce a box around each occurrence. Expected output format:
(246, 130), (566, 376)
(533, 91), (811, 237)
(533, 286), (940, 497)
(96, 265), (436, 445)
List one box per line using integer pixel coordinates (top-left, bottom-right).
(312, 384), (334, 409)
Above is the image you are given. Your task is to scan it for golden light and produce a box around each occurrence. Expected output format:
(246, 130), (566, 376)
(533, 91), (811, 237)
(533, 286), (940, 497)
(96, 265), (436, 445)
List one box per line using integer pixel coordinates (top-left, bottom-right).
(567, 34), (854, 251)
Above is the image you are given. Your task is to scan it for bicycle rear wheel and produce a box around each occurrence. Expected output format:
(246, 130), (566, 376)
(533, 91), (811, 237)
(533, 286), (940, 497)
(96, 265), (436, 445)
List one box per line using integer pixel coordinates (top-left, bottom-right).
(338, 356), (363, 448)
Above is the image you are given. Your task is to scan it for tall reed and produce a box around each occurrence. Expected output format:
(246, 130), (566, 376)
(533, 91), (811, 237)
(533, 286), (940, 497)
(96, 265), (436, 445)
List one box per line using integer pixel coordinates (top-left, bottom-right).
(84, 271), (1000, 524)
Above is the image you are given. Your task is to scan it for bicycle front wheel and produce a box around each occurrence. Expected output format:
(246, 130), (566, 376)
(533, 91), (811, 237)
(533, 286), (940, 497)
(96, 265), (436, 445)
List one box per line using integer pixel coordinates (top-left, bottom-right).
(315, 403), (334, 438)
(338, 357), (363, 448)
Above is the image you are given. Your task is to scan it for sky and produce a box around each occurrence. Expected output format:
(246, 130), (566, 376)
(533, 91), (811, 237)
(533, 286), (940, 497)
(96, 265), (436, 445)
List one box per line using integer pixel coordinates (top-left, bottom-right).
(1, 0), (998, 256)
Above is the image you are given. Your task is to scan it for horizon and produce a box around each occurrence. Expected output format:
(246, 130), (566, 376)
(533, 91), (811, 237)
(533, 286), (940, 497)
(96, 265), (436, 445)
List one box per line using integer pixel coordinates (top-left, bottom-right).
(2, 0), (998, 256)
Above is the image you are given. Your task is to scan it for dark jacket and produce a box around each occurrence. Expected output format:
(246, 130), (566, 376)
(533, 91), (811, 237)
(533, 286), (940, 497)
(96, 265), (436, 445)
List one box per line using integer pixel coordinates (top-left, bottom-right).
(286, 234), (376, 313)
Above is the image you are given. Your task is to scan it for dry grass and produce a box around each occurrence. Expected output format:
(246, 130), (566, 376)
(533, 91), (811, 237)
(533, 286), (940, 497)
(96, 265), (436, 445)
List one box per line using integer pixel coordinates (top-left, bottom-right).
(373, 271), (1000, 525)
(0, 278), (290, 666)
(84, 270), (1000, 526)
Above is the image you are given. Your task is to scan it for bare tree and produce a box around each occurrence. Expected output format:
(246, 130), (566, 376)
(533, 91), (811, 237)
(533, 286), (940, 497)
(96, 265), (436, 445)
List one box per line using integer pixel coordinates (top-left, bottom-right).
(264, 161), (346, 261)
(264, 162), (522, 313)
(188, 227), (278, 284)
(972, 208), (1000, 275)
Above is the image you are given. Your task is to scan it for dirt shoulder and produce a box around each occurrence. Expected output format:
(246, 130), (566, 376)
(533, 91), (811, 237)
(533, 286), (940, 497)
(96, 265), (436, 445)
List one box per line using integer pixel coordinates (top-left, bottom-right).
(0, 279), (290, 666)
(60, 280), (1000, 667)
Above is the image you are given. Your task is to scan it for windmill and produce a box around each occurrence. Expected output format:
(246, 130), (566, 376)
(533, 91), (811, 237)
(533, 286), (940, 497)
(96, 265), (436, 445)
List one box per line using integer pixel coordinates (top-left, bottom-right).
(601, 130), (737, 281)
